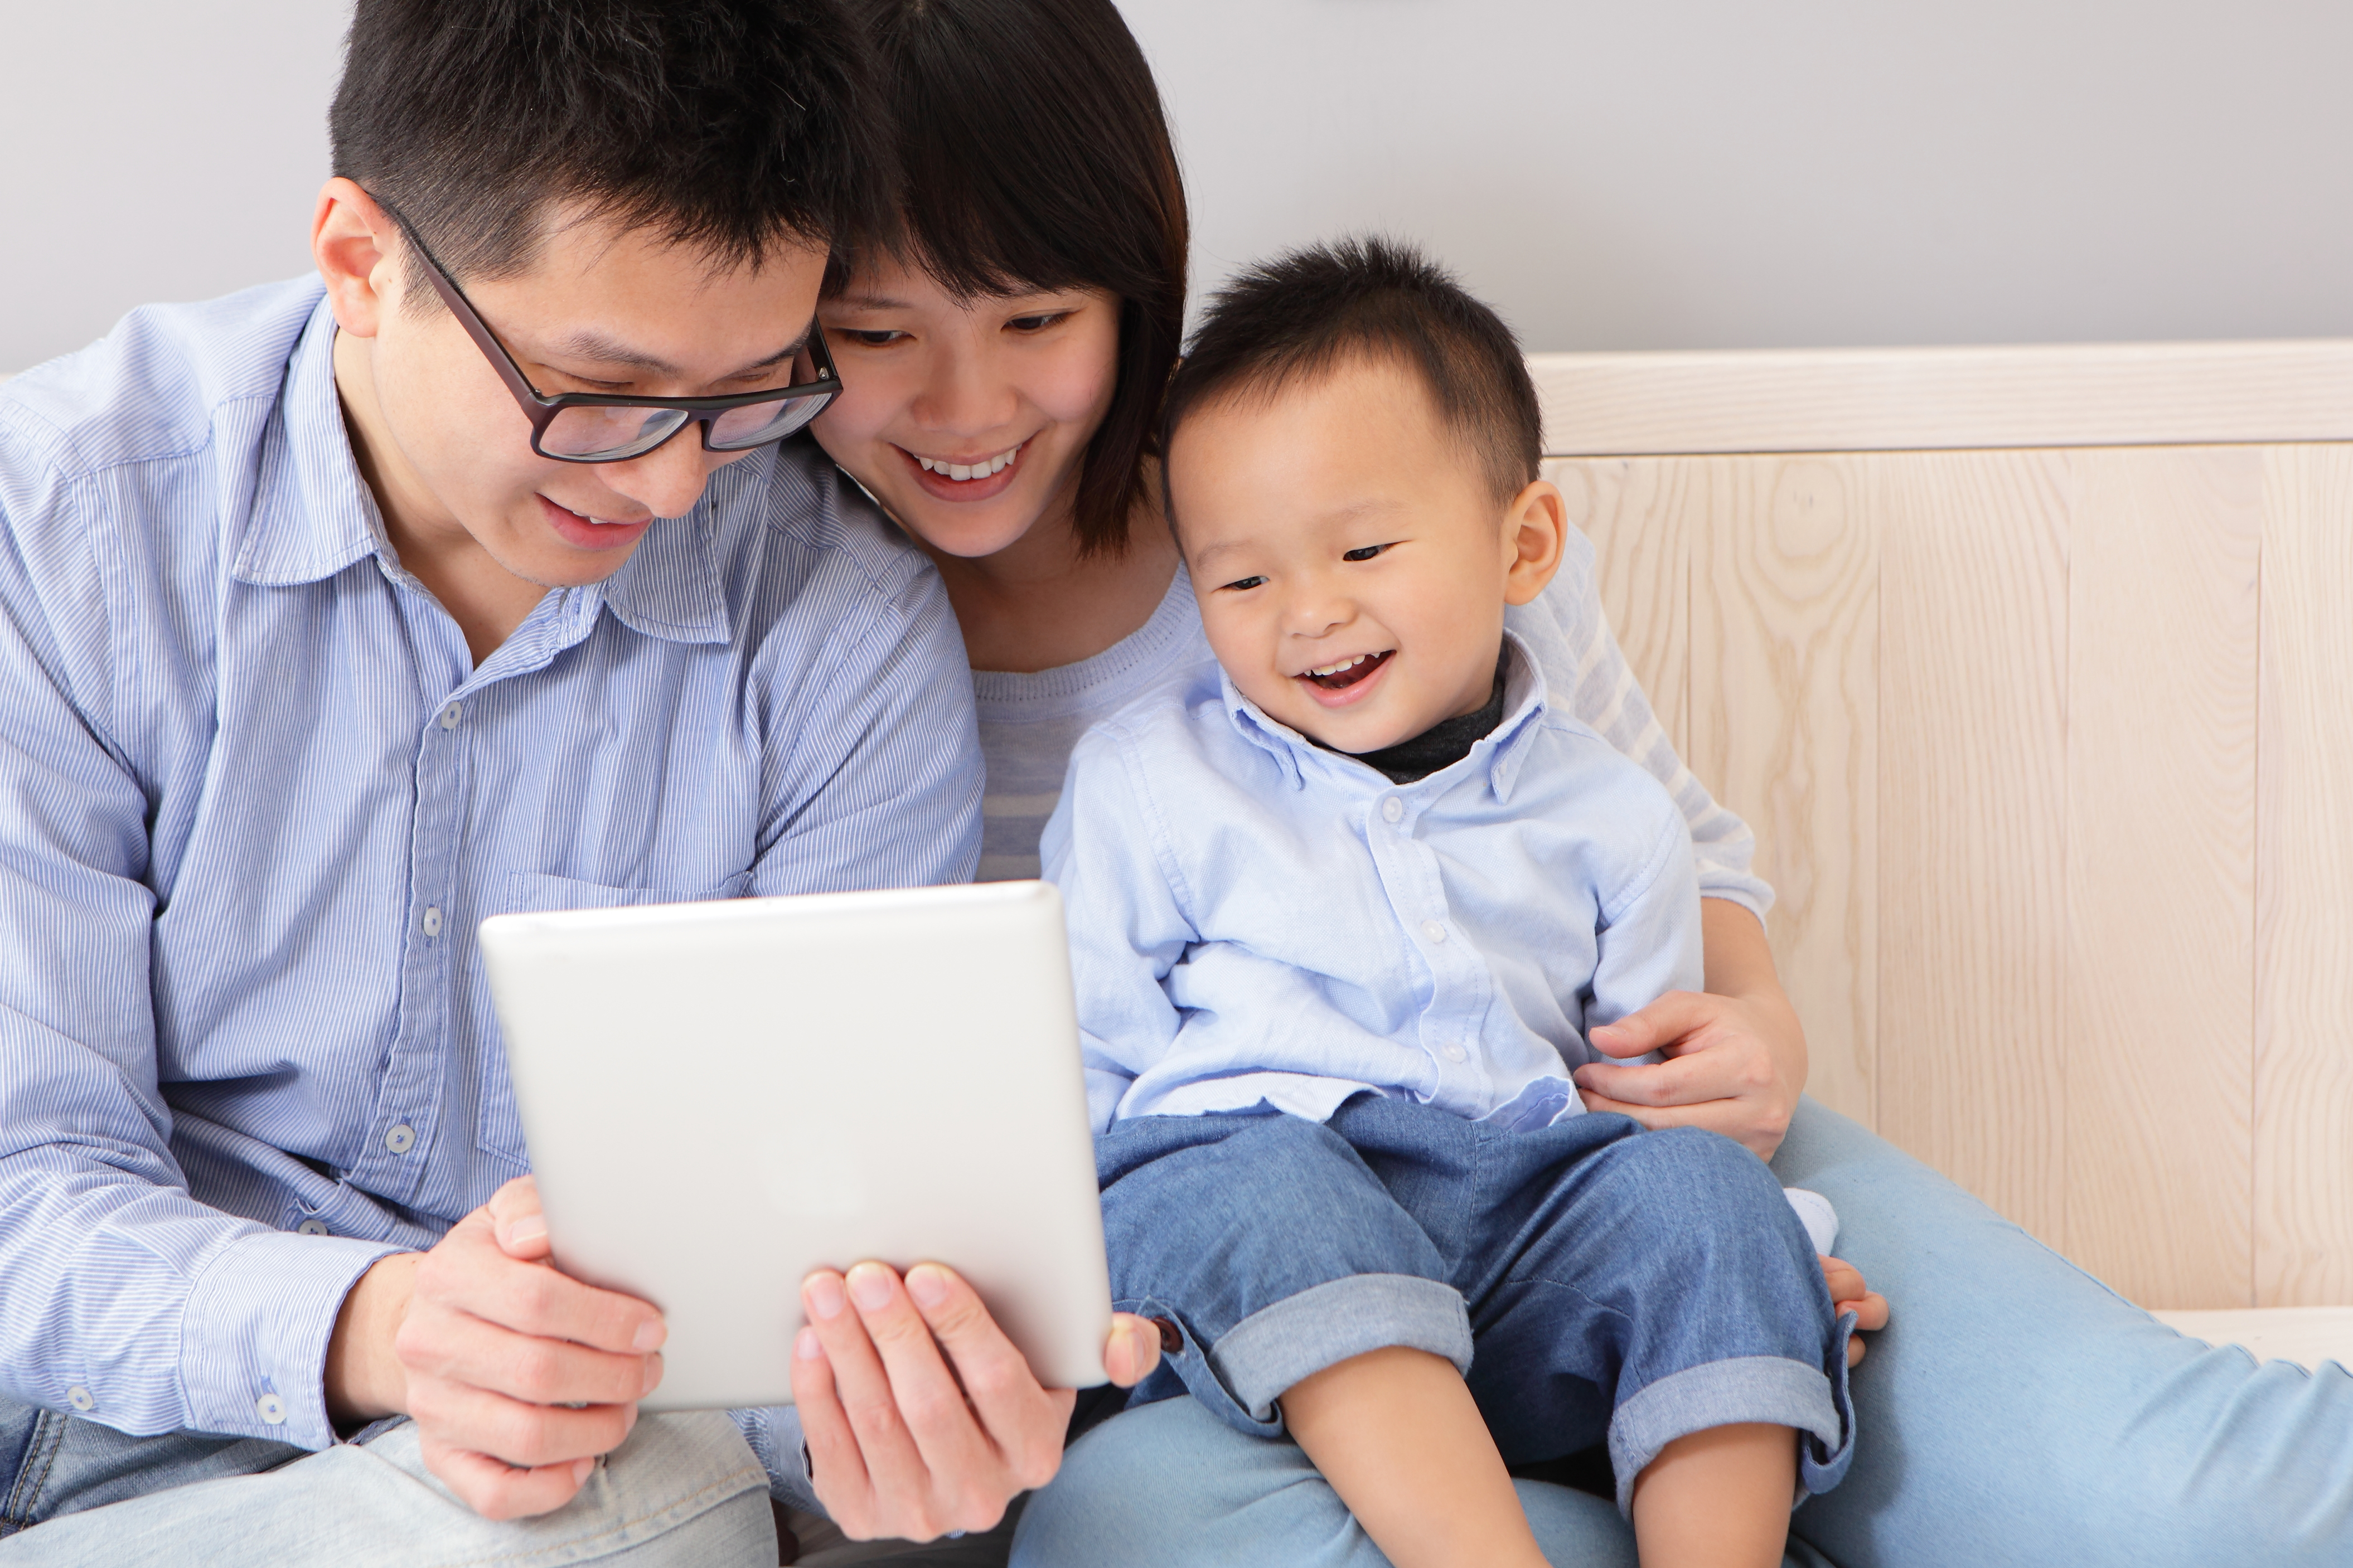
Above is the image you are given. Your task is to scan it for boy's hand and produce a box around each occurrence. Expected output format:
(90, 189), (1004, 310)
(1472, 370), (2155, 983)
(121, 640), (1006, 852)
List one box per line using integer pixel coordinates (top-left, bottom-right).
(792, 1261), (1161, 1542)
(1821, 1254), (1890, 1366)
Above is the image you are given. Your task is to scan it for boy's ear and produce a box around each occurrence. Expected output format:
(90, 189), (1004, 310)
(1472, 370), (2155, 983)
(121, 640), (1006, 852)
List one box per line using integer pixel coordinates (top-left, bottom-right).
(1500, 478), (1570, 607)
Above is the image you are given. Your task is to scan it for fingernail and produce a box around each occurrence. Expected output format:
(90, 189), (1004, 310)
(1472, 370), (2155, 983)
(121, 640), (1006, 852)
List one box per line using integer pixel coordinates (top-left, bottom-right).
(846, 1263), (894, 1311)
(501, 1216), (547, 1250)
(572, 1457), (594, 1486)
(631, 1317), (667, 1352)
(796, 1327), (825, 1362)
(641, 1355), (664, 1396)
(906, 1265), (948, 1309)
(805, 1273), (845, 1321)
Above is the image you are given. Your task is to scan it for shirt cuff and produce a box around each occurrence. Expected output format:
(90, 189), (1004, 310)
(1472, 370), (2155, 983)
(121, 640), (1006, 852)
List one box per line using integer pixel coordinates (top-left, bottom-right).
(177, 1229), (404, 1450)
(1697, 875), (1774, 921)
(731, 1404), (825, 1514)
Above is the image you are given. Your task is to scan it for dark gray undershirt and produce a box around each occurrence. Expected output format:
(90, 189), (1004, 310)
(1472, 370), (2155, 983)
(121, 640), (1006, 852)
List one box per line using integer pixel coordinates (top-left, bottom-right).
(1318, 646), (1510, 784)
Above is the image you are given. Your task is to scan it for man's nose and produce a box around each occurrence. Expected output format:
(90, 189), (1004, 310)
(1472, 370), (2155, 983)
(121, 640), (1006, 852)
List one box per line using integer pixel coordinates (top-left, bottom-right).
(599, 425), (724, 520)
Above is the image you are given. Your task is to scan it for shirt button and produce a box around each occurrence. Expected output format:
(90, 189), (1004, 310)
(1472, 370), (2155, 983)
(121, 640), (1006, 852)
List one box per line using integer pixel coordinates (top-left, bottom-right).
(1422, 919), (1448, 943)
(1381, 798), (1404, 824)
(384, 1124), (417, 1155)
(256, 1393), (288, 1425)
(297, 1219), (330, 1236)
(421, 906), (443, 938)
(1442, 1043), (1468, 1063)
(66, 1385), (94, 1412)
(439, 701), (464, 730)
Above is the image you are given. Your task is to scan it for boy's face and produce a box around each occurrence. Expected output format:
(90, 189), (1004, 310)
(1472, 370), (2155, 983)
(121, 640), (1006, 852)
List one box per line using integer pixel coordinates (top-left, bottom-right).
(1169, 354), (1565, 755)
(318, 181), (831, 591)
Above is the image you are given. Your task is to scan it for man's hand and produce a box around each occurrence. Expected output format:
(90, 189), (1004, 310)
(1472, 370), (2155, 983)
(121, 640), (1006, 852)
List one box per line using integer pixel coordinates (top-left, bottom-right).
(792, 1261), (1162, 1542)
(1574, 988), (1804, 1160)
(1822, 1254), (1890, 1367)
(325, 1176), (667, 1521)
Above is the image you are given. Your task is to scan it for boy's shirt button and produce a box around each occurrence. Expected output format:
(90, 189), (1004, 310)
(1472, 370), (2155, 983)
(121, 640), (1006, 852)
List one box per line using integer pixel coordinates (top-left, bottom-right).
(1380, 798), (1404, 824)
(1441, 1043), (1467, 1062)
(1422, 920), (1447, 944)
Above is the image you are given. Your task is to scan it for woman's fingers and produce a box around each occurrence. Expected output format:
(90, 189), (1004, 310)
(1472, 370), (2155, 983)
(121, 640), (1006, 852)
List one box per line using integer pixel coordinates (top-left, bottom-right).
(1587, 990), (1712, 1059)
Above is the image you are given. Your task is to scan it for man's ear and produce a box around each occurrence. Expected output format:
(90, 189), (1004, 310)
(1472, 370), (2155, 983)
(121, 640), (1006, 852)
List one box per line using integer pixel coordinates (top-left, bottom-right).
(312, 177), (401, 341)
(1500, 478), (1570, 606)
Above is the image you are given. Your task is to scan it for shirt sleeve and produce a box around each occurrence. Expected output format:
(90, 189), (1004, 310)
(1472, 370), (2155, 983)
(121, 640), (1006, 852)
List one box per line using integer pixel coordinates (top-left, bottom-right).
(0, 467), (398, 1451)
(1508, 528), (1774, 918)
(747, 560), (983, 896)
(1038, 727), (1195, 1134)
(1586, 807), (1708, 1038)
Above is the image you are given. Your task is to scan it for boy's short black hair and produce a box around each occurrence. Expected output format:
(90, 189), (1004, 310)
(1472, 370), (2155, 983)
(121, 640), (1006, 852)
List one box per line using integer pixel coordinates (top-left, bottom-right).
(1163, 237), (1543, 507)
(841, 0), (1189, 557)
(331, 0), (893, 299)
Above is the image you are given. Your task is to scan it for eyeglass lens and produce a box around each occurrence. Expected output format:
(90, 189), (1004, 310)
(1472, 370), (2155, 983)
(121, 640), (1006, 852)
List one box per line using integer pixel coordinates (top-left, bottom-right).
(539, 393), (832, 462)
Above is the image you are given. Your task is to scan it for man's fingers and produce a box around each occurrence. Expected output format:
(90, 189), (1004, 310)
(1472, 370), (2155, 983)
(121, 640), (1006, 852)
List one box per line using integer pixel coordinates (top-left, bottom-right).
(484, 1175), (553, 1261)
(405, 1375), (636, 1471)
(419, 1214), (666, 1357)
(844, 1264), (1002, 1503)
(1102, 1312), (1161, 1389)
(397, 1298), (658, 1408)
(801, 1269), (935, 1515)
(418, 1433), (594, 1522)
(903, 1264), (1070, 1492)
(790, 1324), (879, 1533)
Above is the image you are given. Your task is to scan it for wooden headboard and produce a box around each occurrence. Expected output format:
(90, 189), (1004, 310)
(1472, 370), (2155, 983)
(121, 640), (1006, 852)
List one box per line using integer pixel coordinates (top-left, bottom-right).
(1533, 341), (2353, 1313)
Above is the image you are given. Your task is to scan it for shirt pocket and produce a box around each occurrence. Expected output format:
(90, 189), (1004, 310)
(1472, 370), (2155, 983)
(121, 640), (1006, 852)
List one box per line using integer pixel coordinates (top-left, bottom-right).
(477, 869), (754, 1163)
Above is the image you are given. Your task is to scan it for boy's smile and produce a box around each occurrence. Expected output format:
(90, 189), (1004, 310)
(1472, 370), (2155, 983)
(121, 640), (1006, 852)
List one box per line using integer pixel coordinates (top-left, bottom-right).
(1166, 352), (1567, 756)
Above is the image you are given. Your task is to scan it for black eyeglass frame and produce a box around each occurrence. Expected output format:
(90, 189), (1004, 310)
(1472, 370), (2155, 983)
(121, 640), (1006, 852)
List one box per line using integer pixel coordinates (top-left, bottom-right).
(375, 195), (844, 465)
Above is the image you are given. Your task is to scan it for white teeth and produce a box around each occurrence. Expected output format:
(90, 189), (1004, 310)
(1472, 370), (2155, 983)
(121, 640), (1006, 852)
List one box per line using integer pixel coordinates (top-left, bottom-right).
(1309, 653), (1372, 678)
(916, 443), (1022, 480)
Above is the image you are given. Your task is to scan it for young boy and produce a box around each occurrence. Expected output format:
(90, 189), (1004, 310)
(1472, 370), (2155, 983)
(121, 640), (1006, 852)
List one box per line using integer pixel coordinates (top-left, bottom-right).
(1040, 239), (1855, 1567)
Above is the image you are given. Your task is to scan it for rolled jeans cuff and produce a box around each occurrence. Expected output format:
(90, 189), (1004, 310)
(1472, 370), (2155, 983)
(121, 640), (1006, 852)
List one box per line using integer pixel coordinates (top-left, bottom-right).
(1151, 1273), (1472, 1435)
(1606, 1310), (1858, 1518)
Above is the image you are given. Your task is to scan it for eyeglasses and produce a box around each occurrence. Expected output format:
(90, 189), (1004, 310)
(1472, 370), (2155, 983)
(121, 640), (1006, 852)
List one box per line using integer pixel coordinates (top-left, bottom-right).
(376, 196), (843, 464)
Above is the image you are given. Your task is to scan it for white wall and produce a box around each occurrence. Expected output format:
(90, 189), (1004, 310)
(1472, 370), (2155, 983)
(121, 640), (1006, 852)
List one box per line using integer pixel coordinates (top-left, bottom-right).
(4, 0), (2347, 370)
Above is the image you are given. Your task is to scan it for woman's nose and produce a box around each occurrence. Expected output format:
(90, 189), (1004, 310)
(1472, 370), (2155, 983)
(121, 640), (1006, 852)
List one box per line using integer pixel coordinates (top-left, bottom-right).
(911, 339), (1017, 434)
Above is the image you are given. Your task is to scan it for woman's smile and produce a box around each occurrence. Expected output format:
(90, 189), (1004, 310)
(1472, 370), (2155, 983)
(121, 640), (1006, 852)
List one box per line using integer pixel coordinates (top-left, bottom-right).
(895, 438), (1030, 504)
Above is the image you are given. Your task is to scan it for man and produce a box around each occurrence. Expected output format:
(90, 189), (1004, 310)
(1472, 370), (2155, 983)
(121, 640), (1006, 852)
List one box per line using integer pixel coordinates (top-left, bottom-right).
(0, 2), (1155, 1561)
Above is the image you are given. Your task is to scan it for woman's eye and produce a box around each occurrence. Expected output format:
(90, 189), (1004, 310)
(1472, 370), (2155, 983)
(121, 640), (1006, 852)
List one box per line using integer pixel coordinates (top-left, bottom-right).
(1006, 313), (1071, 333)
(1342, 543), (1393, 562)
(1219, 575), (1268, 593)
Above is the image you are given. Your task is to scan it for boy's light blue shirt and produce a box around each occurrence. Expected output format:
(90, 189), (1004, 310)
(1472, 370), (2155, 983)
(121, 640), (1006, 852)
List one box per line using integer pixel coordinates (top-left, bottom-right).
(0, 280), (981, 1469)
(1042, 634), (1702, 1137)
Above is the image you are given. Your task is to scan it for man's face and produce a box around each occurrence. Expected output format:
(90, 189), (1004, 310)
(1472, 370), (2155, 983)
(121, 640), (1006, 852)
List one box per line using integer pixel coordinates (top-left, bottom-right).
(1170, 355), (1521, 755)
(348, 205), (831, 590)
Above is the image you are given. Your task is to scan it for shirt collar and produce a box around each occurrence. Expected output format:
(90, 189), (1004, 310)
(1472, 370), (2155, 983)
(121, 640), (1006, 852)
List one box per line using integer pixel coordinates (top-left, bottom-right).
(1221, 630), (1553, 802)
(233, 290), (728, 647)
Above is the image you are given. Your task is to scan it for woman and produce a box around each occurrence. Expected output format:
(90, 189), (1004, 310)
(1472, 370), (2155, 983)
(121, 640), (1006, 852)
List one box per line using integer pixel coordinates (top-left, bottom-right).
(803, 0), (2353, 1562)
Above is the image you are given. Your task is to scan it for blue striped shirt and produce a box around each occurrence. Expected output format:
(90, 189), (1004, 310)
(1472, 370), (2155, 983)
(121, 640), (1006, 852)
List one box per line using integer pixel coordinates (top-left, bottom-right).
(0, 280), (982, 1459)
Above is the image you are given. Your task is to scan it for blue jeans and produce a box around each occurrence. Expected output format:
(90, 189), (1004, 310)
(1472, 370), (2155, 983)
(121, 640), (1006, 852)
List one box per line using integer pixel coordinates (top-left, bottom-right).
(1096, 1099), (1853, 1514)
(1016, 1096), (2353, 1567)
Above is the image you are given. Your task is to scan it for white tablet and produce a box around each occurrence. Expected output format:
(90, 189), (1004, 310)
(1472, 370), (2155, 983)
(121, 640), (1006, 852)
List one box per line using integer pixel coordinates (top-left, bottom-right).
(477, 880), (1112, 1412)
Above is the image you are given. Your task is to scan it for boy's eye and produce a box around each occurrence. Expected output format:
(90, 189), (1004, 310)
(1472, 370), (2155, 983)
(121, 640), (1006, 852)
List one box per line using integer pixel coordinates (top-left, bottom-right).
(1219, 575), (1269, 593)
(1342, 543), (1393, 562)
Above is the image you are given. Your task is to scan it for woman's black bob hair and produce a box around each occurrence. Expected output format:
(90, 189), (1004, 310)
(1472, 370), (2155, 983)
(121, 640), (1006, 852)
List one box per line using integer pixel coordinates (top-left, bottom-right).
(841, 0), (1189, 555)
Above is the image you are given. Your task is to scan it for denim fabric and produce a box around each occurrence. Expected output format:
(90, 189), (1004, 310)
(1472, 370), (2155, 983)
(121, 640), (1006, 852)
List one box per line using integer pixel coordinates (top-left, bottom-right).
(1098, 1098), (1853, 1514)
(0, 1405), (774, 1565)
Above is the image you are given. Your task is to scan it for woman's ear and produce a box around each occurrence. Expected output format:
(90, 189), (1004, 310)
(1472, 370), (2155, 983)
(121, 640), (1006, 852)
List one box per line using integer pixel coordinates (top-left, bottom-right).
(312, 177), (400, 341)
(1500, 478), (1570, 606)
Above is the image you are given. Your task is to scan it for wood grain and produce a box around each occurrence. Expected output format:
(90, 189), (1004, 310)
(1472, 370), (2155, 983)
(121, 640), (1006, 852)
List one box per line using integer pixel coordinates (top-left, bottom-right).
(1529, 340), (2353, 459)
(1546, 457), (1691, 760)
(2255, 445), (2353, 1308)
(2062, 447), (2261, 1309)
(1688, 458), (1879, 1132)
(1874, 452), (2073, 1250)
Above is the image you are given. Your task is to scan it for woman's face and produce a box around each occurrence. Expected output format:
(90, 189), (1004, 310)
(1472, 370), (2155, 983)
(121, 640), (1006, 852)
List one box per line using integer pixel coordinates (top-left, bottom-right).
(811, 254), (1121, 559)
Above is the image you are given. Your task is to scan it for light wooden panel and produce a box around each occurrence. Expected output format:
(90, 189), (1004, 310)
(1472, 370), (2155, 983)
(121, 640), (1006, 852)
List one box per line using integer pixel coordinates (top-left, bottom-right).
(1532, 339), (2353, 459)
(1875, 452), (2073, 1250)
(1688, 458), (1878, 1133)
(2256, 445), (2353, 1308)
(2062, 448), (2262, 1309)
(1546, 457), (1691, 760)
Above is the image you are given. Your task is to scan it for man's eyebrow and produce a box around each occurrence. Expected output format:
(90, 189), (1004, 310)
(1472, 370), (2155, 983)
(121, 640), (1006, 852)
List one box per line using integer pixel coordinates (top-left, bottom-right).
(541, 327), (810, 383)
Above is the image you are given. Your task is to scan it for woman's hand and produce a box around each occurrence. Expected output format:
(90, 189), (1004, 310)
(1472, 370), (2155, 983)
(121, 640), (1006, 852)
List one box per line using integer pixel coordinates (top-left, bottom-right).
(1572, 900), (1807, 1161)
(1822, 1255), (1890, 1366)
(791, 1261), (1161, 1542)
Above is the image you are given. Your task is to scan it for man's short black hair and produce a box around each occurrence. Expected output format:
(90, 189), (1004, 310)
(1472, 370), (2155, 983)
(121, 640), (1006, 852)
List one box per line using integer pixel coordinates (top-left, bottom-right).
(331, 0), (894, 297)
(841, 0), (1188, 558)
(1163, 237), (1543, 507)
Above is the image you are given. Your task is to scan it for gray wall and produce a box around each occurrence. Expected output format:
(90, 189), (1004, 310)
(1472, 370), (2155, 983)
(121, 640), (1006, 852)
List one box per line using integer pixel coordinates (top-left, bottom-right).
(4, 0), (2347, 371)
